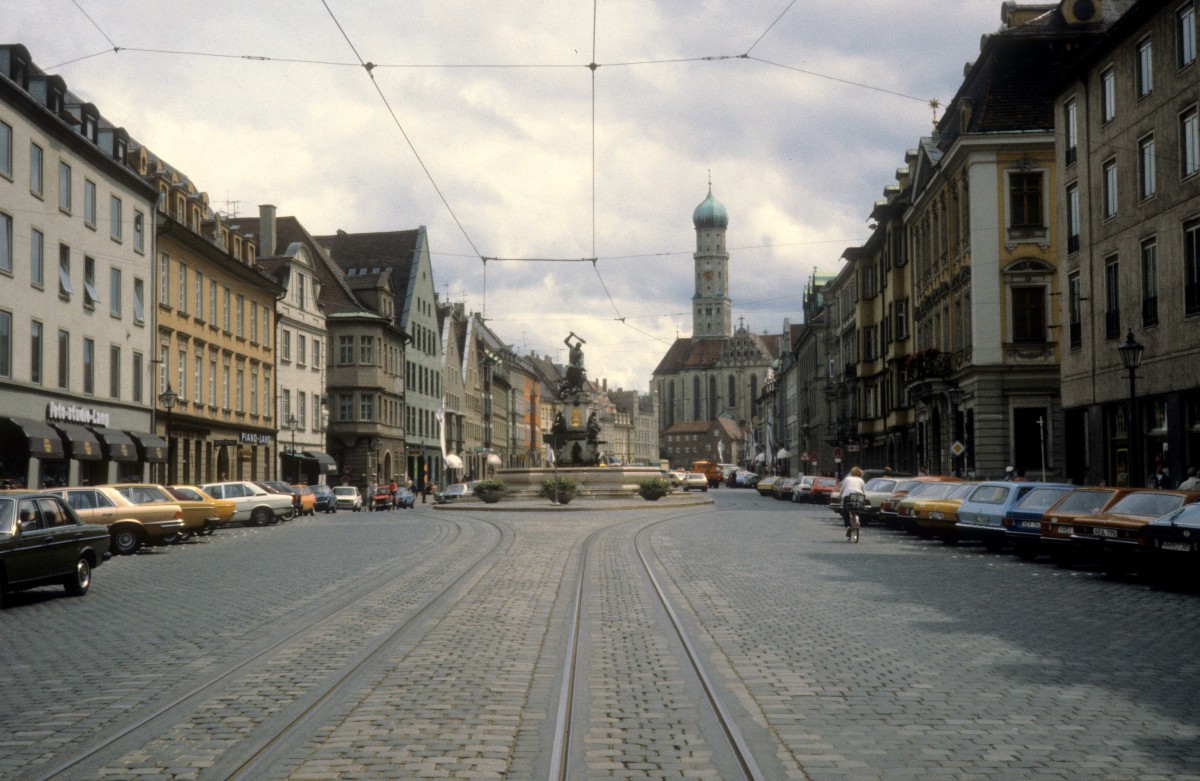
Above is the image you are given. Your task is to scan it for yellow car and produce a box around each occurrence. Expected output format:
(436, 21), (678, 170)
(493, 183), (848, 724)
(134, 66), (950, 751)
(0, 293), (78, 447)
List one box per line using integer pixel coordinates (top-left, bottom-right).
(108, 483), (208, 539)
(905, 482), (974, 538)
(43, 485), (186, 555)
(167, 485), (237, 534)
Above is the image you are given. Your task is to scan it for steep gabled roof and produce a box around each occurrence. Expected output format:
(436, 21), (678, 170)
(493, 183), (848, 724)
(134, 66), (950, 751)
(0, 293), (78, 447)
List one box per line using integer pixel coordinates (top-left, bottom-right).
(238, 215), (367, 317)
(313, 229), (423, 329)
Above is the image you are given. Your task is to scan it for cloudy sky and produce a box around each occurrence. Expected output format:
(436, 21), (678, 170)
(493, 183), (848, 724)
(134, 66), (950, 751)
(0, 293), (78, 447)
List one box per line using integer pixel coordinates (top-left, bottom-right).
(8, 0), (1002, 392)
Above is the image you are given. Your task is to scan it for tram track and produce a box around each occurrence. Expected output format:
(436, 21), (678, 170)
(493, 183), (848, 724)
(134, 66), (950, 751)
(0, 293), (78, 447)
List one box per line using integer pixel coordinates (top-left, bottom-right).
(29, 515), (512, 781)
(548, 509), (773, 781)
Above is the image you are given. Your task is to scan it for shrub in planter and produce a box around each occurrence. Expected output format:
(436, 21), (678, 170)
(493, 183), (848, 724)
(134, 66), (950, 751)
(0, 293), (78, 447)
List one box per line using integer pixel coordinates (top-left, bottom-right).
(473, 479), (507, 503)
(636, 477), (671, 501)
(541, 476), (577, 504)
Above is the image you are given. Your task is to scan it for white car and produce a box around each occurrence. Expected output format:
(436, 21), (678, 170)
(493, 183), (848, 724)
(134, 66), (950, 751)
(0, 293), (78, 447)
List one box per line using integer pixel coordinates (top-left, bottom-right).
(683, 473), (709, 492)
(333, 486), (363, 511)
(200, 481), (294, 526)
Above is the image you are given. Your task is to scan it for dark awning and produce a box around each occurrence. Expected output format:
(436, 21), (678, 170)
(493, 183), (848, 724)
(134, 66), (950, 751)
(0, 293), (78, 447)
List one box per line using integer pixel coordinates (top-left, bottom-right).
(0, 416), (65, 459)
(125, 430), (168, 463)
(50, 423), (103, 461)
(303, 451), (339, 475)
(89, 427), (138, 462)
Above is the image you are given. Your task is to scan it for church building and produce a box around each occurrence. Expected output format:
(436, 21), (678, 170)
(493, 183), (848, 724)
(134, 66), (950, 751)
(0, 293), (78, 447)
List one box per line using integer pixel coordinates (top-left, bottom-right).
(651, 185), (781, 468)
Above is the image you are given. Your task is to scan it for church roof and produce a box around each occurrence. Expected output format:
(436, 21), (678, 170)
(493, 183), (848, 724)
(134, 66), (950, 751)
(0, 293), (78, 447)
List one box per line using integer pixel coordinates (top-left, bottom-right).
(692, 184), (728, 230)
(652, 331), (781, 376)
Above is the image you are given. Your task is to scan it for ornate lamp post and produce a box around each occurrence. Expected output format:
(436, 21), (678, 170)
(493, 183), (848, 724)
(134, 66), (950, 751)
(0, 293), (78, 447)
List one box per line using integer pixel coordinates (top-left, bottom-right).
(158, 384), (178, 484)
(948, 385), (964, 478)
(1117, 330), (1145, 487)
(286, 415), (299, 483)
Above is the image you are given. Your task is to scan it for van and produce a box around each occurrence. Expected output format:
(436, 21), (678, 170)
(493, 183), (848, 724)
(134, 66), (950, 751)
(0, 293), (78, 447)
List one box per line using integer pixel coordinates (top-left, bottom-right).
(691, 460), (722, 488)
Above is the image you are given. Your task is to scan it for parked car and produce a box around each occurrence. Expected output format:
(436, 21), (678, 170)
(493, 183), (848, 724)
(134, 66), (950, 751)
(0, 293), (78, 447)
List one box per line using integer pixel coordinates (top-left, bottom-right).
(255, 480), (300, 520)
(434, 483), (474, 504)
(732, 470), (759, 488)
(109, 483), (209, 539)
(683, 473), (709, 492)
(878, 476), (961, 528)
(809, 476), (838, 504)
(955, 481), (1073, 551)
(0, 491), (111, 605)
(791, 476), (816, 502)
(333, 485), (363, 511)
(1061, 489), (1200, 573)
(310, 483), (337, 513)
(166, 484), (237, 533)
(45, 485), (186, 555)
(1039, 487), (1136, 567)
(906, 482), (973, 539)
(201, 481), (294, 526)
(1000, 484), (1079, 559)
(290, 484), (317, 516)
(858, 477), (901, 524)
(755, 476), (780, 497)
(1137, 503), (1200, 582)
(772, 477), (795, 499)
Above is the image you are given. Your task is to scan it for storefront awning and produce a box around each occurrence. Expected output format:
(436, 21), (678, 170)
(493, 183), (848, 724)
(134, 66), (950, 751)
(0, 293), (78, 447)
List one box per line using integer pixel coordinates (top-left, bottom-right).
(302, 451), (339, 475)
(125, 430), (168, 463)
(51, 423), (103, 461)
(89, 427), (138, 462)
(0, 416), (64, 459)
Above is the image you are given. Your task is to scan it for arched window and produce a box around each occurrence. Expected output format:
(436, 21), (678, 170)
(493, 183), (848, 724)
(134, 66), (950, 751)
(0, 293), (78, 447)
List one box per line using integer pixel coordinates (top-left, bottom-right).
(668, 381), (676, 427)
(749, 375), (759, 417)
(708, 375), (718, 419)
(728, 375), (736, 411)
(692, 376), (701, 420)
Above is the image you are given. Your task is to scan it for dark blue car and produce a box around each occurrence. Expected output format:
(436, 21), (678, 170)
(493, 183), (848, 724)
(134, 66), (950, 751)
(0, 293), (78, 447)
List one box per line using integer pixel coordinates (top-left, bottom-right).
(955, 481), (1074, 551)
(1001, 484), (1078, 559)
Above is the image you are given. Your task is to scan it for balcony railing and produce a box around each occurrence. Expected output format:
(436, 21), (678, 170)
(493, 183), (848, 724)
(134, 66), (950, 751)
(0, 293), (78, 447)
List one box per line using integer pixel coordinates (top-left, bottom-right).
(904, 349), (952, 384)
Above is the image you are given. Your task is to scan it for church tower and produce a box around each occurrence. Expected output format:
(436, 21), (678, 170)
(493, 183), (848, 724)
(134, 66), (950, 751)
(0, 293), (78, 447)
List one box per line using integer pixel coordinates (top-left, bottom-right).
(691, 183), (731, 339)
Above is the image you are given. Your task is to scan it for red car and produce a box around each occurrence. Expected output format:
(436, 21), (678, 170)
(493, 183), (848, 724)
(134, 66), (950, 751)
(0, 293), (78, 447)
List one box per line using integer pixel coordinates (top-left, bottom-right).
(809, 476), (838, 504)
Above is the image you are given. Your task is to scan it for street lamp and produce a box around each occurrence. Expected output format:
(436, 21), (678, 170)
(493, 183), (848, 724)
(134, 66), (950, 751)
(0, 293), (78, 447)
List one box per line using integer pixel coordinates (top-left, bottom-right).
(158, 383), (178, 484)
(948, 386), (963, 477)
(1118, 329), (1145, 487)
(286, 415), (299, 483)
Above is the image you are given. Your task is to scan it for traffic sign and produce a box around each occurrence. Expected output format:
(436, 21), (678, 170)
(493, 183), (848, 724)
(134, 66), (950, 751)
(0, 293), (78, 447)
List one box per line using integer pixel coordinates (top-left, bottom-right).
(800, 451), (810, 462)
(833, 447), (843, 460)
(951, 440), (966, 457)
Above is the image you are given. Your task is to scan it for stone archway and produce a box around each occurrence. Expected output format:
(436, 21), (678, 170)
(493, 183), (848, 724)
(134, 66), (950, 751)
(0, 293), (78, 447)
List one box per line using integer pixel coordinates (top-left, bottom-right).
(216, 446), (231, 481)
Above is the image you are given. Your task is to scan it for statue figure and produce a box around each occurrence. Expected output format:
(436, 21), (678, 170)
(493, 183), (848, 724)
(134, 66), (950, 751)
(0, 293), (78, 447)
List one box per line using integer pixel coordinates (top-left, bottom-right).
(550, 411), (566, 449)
(586, 412), (601, 444)
(558, 332), (588, 399)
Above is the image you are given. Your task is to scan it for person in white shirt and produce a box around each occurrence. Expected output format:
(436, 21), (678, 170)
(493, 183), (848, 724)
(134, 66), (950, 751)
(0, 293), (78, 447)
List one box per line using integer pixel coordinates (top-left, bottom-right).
(1178, 467), (1200, 491)
(840, 466), (868, 538)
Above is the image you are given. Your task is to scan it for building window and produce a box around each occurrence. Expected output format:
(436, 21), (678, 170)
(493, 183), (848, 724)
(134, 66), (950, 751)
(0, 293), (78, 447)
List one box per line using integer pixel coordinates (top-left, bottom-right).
(250, 302), (259, 343)
(1136, 38), (1154, 97)
(236, 366), (244, 412)
(234, 294), (243, 338)
(1185, 218), (1200, 315)
(58, 244), (73, 298)
(298, 391), (306, 428)
(29, 142), (42, 196)
(159, 344), (168, 393)
(1142, 238), (1159, 326)
(1180, 3), (1196, 68)
(110, 267), (122, 317)
(0, 120), (10, 178)
(1102, 159), (1118, 218)
(281, 329), (291, 361)
(178, 350), (187, 401)
(339, 336), (354, 365)
(58, 161), (71, 212)
(57, 330), (69, 389)
(339, 393), (353, 421)
(209, 280), (218, 323)
(281, 389), (291, 421)
(209, 357), (217, 407)
(133, 277), (145, 324)
(360, 335), (375, 365)
(30, 320), (42, 384)
(1139, 135), (1156, 198)
(110, 345), (121, 399)
(360, 393), (374, 422)
(84, 179), (96, 227)
(31, 228), (43, 287)
(132, 351), (143, 403)
(222, 363), (230, 409)
(159, 253), (170, 307)
(134, 210), (144, 253)
(1009, 172), (1043, 228)
(1065, 184), (1080, 254)
(83, 338), (94, 395)
(110, 196), (122, 241)
(1011, 287), (1045, 343)
(222, 287), (231, 332)
(1100, 67), (1116, 123)
(83, 256), (100, 310)
(0, 310), (9, 379)
(313, 338), (321, 369)
(1105, 256), (1121, 339)
(250, 368), (258, 415)
(194, 350), (202, 402)
(1182, 107), (1199, 178)
(297, 334), (307, 367)
(0, 211), (10, 274)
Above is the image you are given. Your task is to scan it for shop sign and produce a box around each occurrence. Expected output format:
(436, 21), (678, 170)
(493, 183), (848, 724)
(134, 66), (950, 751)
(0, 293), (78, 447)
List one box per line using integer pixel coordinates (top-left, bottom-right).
(240, 432), (272, 446)
(213, 439), (238, 448)
(46, 401), (111, 427)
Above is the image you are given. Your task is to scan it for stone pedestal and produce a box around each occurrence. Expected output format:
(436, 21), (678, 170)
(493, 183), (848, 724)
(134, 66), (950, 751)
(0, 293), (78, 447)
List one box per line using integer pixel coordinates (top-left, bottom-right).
(495, 466), (664, 499)
(551, 397), (601, 466)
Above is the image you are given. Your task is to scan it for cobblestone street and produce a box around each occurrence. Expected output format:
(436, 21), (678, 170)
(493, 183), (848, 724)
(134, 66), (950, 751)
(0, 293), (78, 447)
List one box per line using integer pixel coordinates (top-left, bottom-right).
(2, 490), (1198, 780)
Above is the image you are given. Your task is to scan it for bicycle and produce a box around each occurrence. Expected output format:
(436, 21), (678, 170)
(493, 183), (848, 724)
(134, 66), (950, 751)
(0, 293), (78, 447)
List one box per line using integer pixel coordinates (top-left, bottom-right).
(844, 493), (864, 543)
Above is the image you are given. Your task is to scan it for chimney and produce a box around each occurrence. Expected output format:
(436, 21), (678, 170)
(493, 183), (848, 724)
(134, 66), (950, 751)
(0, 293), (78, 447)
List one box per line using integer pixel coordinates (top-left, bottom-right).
(259, 204), (277, 258)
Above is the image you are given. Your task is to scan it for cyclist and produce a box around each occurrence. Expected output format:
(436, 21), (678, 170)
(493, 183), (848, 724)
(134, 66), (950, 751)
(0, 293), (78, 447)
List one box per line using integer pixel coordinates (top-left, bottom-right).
(840, 466), (867, 540)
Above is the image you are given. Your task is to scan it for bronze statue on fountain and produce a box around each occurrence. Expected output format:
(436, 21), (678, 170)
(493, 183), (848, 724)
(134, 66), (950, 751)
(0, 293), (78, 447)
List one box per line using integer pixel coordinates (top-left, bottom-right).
(550, 333), (602, 466)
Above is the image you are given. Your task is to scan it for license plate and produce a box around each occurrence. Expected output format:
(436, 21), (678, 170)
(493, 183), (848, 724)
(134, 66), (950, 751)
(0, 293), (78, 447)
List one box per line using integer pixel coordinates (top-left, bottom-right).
(1162, 541), (1192, 552)
(1095, 527), (1118, 538)
(1021, 520), (1041, 528)
(1057, 526), (1074, 536)
(930, 512), (943, 520)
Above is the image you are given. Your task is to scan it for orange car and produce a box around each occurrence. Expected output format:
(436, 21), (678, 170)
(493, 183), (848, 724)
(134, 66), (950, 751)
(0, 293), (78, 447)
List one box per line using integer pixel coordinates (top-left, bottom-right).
(879, 476), (961, 528)
(1040, 487), (1138, 567)
(290, 484), (317, 516)
(1055, 489), (1200, 572)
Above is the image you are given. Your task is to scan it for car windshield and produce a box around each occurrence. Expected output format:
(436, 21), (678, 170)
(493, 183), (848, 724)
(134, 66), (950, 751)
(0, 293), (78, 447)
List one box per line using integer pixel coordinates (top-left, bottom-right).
(1152, 504), (1200, 527)
(1107, 492), (1187, 517)
(967, 485), (1011, 505)
(116, 485), (172, 504)
(333, 487), (356, 496)
(865, 478), (897, 493)
(914, 483), (961, 501)
(1051, 489), (1116, 515)
(949, 483), (977, 499)
(168, 487), (203, 501)
(1013, 487), (1072, 513)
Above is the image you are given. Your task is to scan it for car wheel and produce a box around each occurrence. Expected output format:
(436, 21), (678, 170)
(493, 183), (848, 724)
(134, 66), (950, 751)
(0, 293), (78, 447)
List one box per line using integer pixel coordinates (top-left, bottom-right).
(63, 557), (91, 596)
(250, 507), (273, 527)
(111, 527), (142, 556)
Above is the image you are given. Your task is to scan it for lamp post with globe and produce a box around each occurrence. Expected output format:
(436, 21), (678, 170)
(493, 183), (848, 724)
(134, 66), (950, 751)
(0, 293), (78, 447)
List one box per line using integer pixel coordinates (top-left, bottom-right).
(158, 384), (178, 484)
